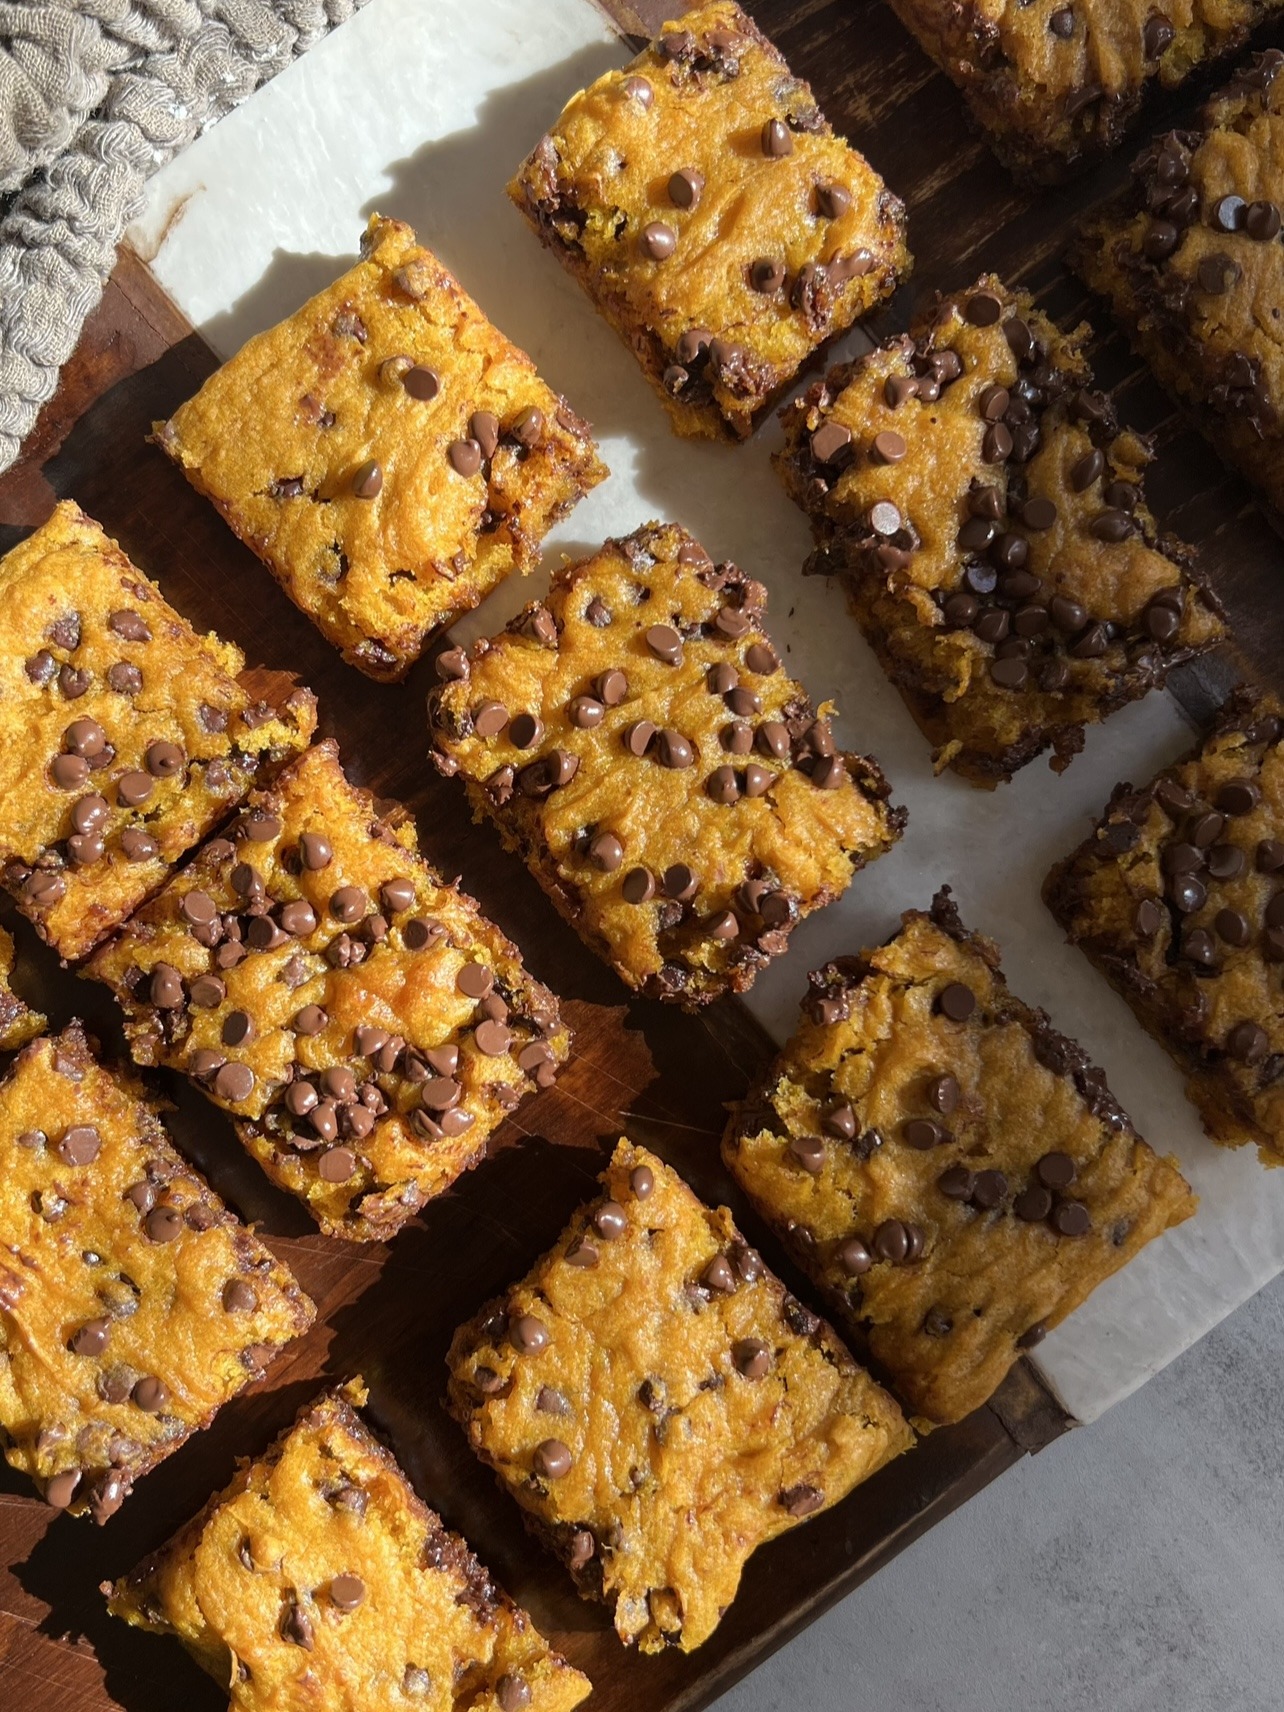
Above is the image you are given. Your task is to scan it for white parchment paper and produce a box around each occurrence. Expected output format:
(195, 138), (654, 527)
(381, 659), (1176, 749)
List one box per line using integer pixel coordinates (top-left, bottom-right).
(125, 0), (1284, 1425)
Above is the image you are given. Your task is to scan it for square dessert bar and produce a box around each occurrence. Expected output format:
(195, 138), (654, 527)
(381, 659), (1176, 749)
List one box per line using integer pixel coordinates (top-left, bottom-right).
(447, 1140), (910, 1654)
(1071, 52), (1284, 513)
(88, 741), (569, 1243)
(888, 0), (1271, 181)
(723, 891), (1195, 1424)
(1046, 691), (1284, 1166)
(0, 1023), (313, 1523)
(107, 1383), (591, 1712)
(156, 214), (607, 681)
(509, 1), (909, 439)
(0, 926), (44, 1050)
(0, 501), (316, 961)
(429, 521), (904, 1007)
(776, 276), (1225, 787)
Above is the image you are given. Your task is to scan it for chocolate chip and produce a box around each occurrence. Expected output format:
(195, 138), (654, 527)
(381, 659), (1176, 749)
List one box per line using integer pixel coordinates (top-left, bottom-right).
(662, 863), (697, 901)
(45, 1470), (81, 1509)
(1014, 1184), (1053, 1221)
(971, 1169), (1007, 1209)
(871, 430), (908, 465)
(761, 117), (792, 156)
(58, 1124), (101, 1166)
(1247, 200), (1282, 240)
(1216, 779), (1260, 815)
(1050, 6), (1074, 34)
(1227, 1020), (1269, 1063)
(592, 1201), (627, 1241)
(533, 1439), (572, 1479)
(144, 740), (184, 779)
(457, 962), (493, 999)
(938, 1164), (974, 1200)
(71, 1316), (110, 1356)
(351, 459), (383, 499)
(51, 752), (89, 789)
(816, 181), (852, 219)
(645, 624), (682, 664)
(1134, 897), (1164, 937)
(220, 1277), (257, 1315)
(733, 1338), (771, 1379)
(327, 1573), (365, 1612)
(1052, 1201), (1092, 1237)
(318, 1147), (356, 1182)
(403, 917), (443, 951)
(779, 1482), (824, 1517)
(868, 499), (902, 535)
(789, 1134), (825, 1174)
(1069, 449), (1105, 491)
(109, 609), (151, 642)
(668, 167), (705, 209)
(964, 291), (1002, 326)
(621, 867), (655, 904)
(508, 712), (543, 750)
(810, 421), (852, 466)
(144, 1206), (183, 1243)
(622, 72), (652, 103)
(510, 1314), (551, 1355)
(117, 769), (153, 807)
(213, 1062), (255, 1103)
(937, 982), (975, 1021)
(147, 963), (184, 1009)
(588, 830), (624, 871)
(133, 1375), (169, 1412)
(656, 729), (694, 769)
(59, 665), (90, 699)
(488, 1676), (531, 1712)
(903, 1118), (945, 1150)
(329, 885), (367, 925)
(448, 439), (482, 477)
(1036, 1151), (1076, 1189)
(872, 1219), (913, 1262)
(982, 423), (1013, 463)
(24, 870), (67, 906)
(640, 220), (677, 260)
(1143, 219), (1179, 261)
(1143, 12), (1174, 55)
(474, 1019), (513, 1057)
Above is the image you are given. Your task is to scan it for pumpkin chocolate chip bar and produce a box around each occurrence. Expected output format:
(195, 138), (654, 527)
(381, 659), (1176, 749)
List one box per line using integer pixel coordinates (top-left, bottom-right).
(0, 1023), (313, 1523)
(723, 890), (1195, 1425)
(1070, 51), (1284, 514)
(888, 0), (1273, 181)
(0, 925), (44, 1050)
(1045, 690), (1284, 1167)
(776, 276), (1225, 787)
(107, 1382), (591, 1712)
(0, 501), (316, 962)
(509, 0), (909, 440)
(155, 213), (606, 680)
(428, 521), (904, 1007)
(87, 741), (569, 1243)
(446, 1140), (911, 1654)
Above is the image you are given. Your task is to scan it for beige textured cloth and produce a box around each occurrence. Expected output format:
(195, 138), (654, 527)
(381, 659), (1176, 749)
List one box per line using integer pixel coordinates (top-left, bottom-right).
(0, 0), (368, 470)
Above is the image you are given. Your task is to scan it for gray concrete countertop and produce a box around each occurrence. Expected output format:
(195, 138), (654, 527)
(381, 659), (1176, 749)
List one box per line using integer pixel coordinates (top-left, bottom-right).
(719, 1275), (1284, 1712)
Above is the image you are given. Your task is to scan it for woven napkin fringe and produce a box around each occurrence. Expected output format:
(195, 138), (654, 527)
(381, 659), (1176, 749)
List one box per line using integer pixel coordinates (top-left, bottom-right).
(0, 0), (366, 471)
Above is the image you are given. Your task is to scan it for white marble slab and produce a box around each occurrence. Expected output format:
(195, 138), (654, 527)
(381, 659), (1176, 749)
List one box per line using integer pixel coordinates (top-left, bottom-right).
(126, 0), (1284, 1426)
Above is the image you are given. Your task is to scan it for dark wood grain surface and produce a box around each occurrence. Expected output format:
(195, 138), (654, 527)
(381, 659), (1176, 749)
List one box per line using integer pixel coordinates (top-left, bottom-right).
(8, 0), (1284, 1705)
